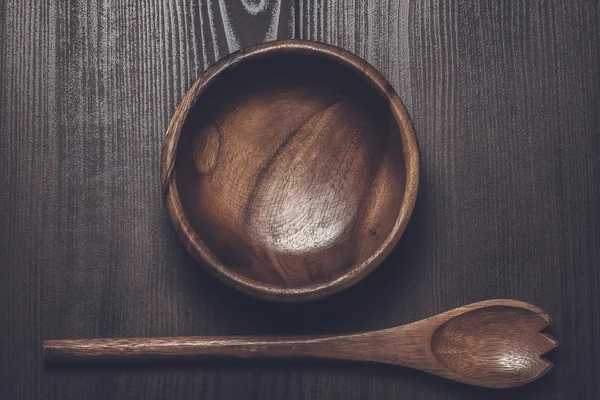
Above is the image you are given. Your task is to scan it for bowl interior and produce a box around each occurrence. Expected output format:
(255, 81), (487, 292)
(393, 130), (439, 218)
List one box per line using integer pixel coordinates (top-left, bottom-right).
(174, 52), (407, 291)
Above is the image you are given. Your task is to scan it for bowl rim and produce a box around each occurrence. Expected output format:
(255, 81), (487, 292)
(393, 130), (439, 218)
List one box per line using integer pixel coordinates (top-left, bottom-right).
(161, 39), (419, 302)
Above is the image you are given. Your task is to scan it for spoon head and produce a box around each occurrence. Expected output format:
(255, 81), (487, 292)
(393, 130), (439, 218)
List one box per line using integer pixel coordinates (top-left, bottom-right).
(431, 303), (557, 388)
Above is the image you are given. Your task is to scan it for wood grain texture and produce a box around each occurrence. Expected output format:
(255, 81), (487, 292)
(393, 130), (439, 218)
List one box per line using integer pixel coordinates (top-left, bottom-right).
(1, 0), (599, 399)
(299, 0), (414, 111)
(0, 1), (293, 399)
(300, 0), (600, 399)
(163, 40), (418, 301)
(44, 300), (558, 388)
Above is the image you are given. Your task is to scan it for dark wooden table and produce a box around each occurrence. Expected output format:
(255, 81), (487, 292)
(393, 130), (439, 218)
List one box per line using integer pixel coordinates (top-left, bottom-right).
(1, 1), (599, 399)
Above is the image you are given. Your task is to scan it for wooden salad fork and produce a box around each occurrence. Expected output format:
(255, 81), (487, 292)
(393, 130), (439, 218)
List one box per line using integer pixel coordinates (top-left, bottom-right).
(44, 300), (557, 388)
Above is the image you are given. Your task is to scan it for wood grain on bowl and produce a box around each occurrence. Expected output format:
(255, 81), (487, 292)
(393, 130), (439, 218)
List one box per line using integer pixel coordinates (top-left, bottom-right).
(162, 40), (419, 302)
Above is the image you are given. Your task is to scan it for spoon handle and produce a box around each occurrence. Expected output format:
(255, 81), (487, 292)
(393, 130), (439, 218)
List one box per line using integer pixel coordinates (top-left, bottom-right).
(43, 333), (385, 362)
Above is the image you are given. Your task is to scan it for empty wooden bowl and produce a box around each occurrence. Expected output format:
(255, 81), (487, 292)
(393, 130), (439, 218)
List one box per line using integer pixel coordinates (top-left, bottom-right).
(161, 40), (419, 302)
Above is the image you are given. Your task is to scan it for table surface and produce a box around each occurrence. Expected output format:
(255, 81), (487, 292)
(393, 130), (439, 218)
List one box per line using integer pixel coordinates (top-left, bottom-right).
(1, 1), (599, 399)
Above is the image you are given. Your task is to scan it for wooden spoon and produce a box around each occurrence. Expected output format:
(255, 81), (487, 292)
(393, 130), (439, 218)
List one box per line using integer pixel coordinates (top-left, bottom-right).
(44, 300), (557, 388)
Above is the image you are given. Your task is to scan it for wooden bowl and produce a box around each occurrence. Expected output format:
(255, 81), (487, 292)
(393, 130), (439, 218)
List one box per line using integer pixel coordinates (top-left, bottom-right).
(161, 40), (419, 302)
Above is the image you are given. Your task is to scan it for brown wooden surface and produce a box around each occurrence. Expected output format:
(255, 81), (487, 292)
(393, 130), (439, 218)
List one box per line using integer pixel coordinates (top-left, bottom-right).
(1, 0), (599, 399)
(163, 40), (418, 301)
(44, 300), (558, 389)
